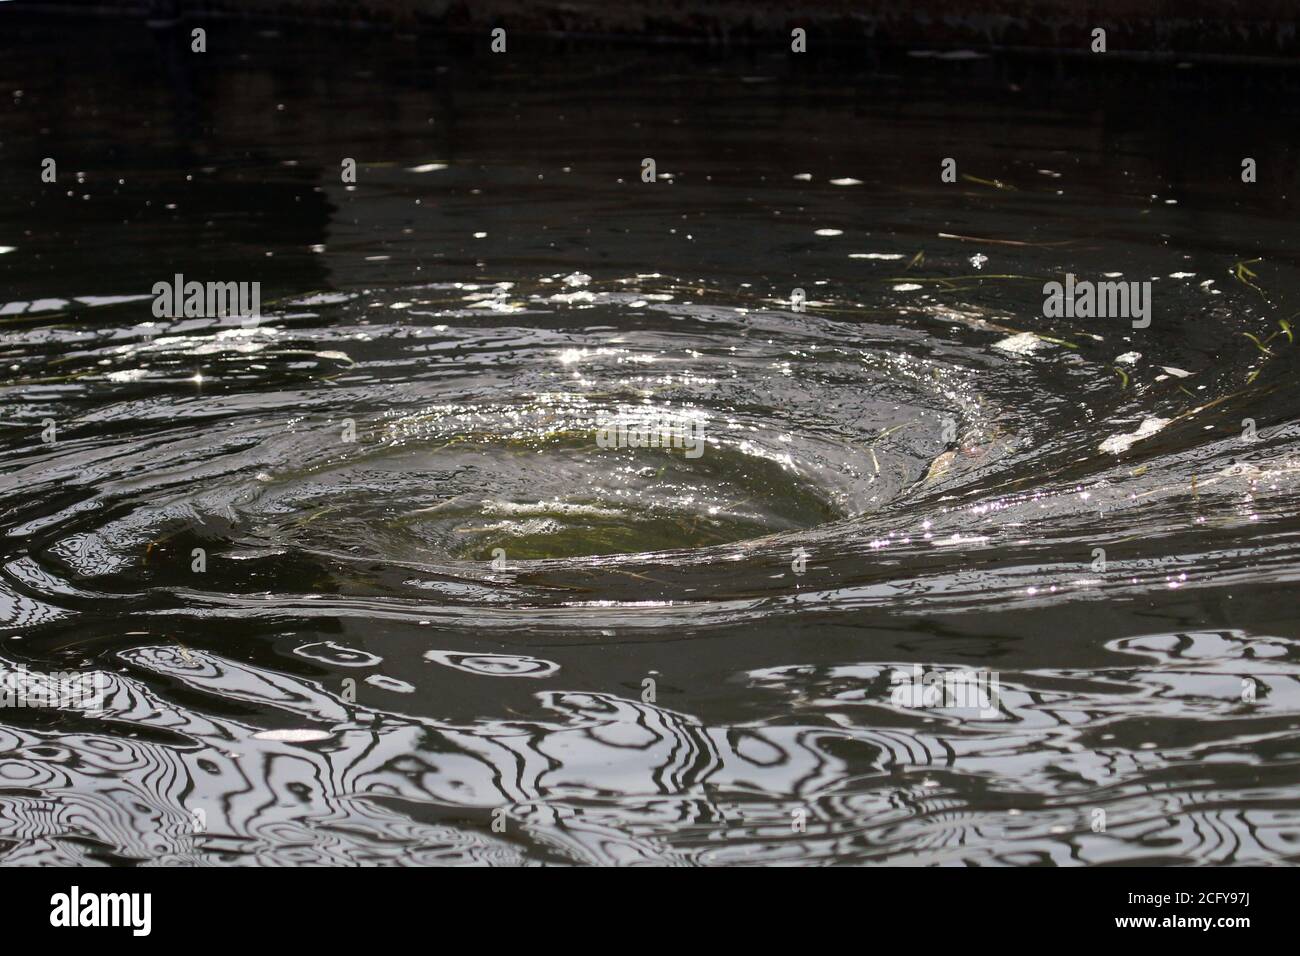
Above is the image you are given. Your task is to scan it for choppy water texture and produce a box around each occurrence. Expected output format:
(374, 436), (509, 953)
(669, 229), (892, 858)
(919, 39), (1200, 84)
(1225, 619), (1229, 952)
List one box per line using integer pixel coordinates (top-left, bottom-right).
(3, 18), (1300, 865)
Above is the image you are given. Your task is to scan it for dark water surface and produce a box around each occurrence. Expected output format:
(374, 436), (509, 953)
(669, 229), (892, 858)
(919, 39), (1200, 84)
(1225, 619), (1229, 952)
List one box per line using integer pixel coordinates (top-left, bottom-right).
(2, 17), (1300, 864)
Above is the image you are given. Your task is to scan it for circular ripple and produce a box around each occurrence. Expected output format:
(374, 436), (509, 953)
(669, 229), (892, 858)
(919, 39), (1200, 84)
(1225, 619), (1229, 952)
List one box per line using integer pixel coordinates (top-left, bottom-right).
(3, 273), (1295, 631)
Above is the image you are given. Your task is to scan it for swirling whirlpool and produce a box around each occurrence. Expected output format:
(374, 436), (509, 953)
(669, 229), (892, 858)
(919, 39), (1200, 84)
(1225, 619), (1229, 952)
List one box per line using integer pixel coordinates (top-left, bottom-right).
(3, 270), (1300, 864)
(6, 272), (1297, 629)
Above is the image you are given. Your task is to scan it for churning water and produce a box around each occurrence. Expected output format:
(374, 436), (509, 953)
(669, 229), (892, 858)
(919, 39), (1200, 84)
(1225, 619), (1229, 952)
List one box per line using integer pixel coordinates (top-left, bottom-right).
(2, 19), (1300, 864)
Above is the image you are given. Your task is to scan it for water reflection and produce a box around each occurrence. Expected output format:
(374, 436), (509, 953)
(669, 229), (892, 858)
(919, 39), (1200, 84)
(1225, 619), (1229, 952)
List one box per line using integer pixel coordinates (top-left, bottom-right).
(0, 629), (1295, 864)
(3, 15), (1300, 866)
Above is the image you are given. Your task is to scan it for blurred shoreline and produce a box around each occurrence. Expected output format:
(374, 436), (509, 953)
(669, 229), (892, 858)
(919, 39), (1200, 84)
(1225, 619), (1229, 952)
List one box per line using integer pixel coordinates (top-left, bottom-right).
(5, 1), (1300, 63)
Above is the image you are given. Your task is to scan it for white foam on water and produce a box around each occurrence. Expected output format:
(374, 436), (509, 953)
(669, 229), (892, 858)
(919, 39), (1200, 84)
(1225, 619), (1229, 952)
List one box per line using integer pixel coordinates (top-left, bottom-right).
(1100, 417), (1171, 454)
